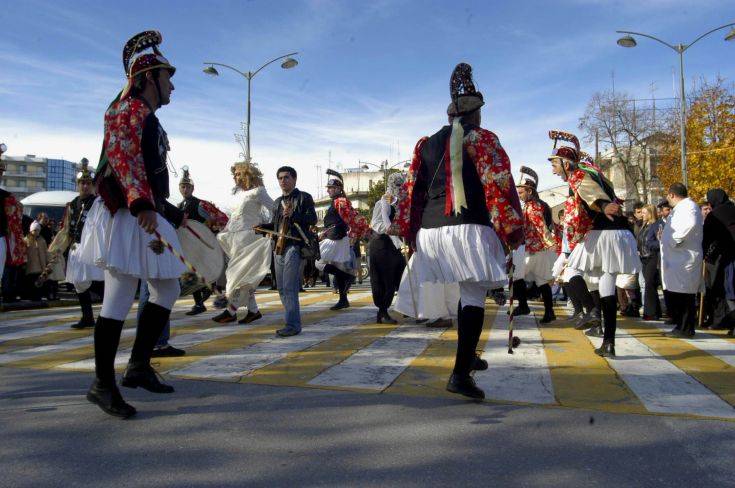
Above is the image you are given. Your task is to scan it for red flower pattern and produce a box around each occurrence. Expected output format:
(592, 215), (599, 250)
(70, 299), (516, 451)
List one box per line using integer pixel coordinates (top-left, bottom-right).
(563, 170), (594, 251)
(553, 222), (563, 255)
(199, 200), (229, 228)
(396, 128), (523, 249)
(103, 98), (154, 210)
(524, 199), (555, 254)
(334, 196), (369, 239)
(3, 194), (27, 265)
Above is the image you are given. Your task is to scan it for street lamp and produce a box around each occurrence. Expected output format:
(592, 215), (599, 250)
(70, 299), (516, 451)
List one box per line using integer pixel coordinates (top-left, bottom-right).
(203, 52), (299, 163)
(616, 23), (735, 186)
(361, 160), (409, 187)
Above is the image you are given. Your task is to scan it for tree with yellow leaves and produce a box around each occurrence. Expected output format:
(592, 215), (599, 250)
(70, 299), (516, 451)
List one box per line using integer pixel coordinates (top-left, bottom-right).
(658, 77), (735, 202)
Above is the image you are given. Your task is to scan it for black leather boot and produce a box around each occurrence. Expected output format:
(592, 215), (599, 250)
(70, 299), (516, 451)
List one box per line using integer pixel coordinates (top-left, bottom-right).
(71, 290), (96, 329)
(601, 295), (618, 343)
(446, 373), (485, 399)
(86, 317), (136, 418)
(595, 340), (616, 358)
(471, 353), (488, 371)
(122, 302), (175, 394)
(510, 280), (530, 317)
(330, 273), (350, 310)
(539, 284), (556, 324)
(377, 309), (397, 324)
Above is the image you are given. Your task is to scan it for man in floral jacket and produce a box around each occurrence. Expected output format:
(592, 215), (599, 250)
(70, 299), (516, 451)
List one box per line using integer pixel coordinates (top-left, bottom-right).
(393, 63), (523, 399)
(0, 143), (27, 303)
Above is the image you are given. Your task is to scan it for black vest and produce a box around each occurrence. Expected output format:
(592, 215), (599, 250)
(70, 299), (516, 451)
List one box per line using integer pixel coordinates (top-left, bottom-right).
(324, 201), (348, 240)
(178, 196), (206, 223)
(419, 125), (491, 229)
(68, 194), (96, 244)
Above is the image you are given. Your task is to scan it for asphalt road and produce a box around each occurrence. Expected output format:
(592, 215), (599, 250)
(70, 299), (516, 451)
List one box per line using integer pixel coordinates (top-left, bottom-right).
(2, 366), (734, 488)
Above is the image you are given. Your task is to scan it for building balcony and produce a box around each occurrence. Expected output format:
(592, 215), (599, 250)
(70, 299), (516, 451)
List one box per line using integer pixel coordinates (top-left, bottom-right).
(2, 171), (46, 178)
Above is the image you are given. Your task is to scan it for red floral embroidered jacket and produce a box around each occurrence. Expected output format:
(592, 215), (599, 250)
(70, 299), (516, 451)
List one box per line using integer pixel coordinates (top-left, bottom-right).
(102, 97), (155, 213)
(199, 200), (229, 229)
(396, 127), (523, 249)
(553, 222), (563, 255)
(563, 170), (596, 250)
(2, 192), (27, 265)
(523, 199), (555, 254)
(334, 196), (370, 239)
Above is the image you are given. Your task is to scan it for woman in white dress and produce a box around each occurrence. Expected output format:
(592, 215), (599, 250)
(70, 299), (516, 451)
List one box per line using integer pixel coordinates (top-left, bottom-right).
(213, 161), (274, 324)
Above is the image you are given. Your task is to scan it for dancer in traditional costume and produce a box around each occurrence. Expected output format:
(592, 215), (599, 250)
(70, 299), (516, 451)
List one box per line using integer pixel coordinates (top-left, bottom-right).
(512, 166), (558, 323)
(393, 63), (524, 399)
(213, 161), (274, 324)
(394, 253), (460, 327)
(0, 143), (27, 301)
(177, 166), (228, 315)
(548, 130), (640, 358)
(316, 169), (370, 310)
(368, 172), (407, 323)
(47, 159), (105, 328)
(78, 31), (184, 418)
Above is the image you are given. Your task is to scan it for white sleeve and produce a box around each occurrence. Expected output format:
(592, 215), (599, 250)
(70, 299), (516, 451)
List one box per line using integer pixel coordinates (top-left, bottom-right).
(259, 187), (275, 222)
(669, 201), (698, 246)
(371, 199), (390, 234)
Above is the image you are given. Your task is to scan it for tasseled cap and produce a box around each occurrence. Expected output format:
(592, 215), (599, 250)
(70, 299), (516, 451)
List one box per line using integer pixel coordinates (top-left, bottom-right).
(120, 30), (176, 100)
(516, 166), (539, 190)
(179, 165), (193, 186)
(447, 63), (485, 116)
(326, 168), (344, 187)
(548, 130), (581, 164)
(76, 158), (95, 182)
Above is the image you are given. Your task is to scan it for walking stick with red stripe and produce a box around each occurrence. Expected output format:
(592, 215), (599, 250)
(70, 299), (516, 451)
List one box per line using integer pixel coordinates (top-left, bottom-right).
(152, 230), (215, 294)
(506, 257), (521, 354)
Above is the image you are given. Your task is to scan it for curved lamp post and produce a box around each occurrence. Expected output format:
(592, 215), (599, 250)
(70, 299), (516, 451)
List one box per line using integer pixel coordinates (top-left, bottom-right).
(616, 24), (735, 186)
(361, 160), (410, 187)
(203, 52), (299, 163)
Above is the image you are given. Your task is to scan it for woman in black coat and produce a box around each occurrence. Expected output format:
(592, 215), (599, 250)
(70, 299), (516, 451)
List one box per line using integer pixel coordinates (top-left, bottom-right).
(703, 189), (735, 336)
(637, 204), (664, 320)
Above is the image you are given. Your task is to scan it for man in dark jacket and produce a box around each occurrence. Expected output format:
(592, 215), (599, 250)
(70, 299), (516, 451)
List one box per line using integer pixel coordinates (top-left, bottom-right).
(702, 189), (735, 336)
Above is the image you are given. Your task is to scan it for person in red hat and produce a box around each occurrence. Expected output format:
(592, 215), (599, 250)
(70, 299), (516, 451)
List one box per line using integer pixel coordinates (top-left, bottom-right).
(0, 143), (27, 302)
(548, 131), (640, 358)
(392, 63), (524, 399)
(514, 166), (558, 323)
(77, 31), (185, 418)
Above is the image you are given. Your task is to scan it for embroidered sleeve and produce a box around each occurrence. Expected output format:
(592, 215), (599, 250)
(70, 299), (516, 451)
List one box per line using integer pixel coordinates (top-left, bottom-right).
(4, 195), (27, 265)
(200, 200), (229, 228)
(563, 194), (592, 251)
(524, 200), (555, 253)
(570, 171), (610, 212)
(395, 137), (428, 242)
(467, 129), (524, 249)
(335, 197), (369, 239)
(104, 98), (154, 214)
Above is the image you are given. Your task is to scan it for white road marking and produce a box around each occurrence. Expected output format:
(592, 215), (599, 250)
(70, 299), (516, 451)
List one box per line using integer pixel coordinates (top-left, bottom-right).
(474, 308), (556, 405)
(646, 322), (735, 368)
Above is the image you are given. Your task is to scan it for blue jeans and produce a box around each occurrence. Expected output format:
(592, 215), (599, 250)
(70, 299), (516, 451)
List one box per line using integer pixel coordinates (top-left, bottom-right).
(275, 246), (302, 331)
(138, 281), (170, 348)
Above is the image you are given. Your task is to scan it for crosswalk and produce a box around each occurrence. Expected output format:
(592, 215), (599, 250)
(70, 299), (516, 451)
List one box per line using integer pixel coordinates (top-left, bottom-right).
(1, 289), (734, 421)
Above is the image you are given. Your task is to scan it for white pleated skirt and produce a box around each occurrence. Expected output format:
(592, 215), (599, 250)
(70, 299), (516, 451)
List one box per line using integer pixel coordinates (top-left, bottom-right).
(414, 224), (508, 289)
(567, 229), (641, 275)
(77, 198), (186, 280)
(316, 236), (354, 274)
(66, 243), (104, 292)
(394, 255), (460, 319)
(524, 248), (557, 284)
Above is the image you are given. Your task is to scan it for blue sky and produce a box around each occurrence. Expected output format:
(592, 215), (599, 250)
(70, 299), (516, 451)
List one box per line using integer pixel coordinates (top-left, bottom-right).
(1, 0), (733, 208)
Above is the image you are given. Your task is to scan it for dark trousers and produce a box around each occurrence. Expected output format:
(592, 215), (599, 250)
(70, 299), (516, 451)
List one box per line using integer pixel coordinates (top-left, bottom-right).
(667, 291), (697, 334)
(323, 264), (351, 300)
(77, 280), (104, 322)
(193, 287), (211, 307)
(368, 236), (406, 313)
(641, 255), (662, 318)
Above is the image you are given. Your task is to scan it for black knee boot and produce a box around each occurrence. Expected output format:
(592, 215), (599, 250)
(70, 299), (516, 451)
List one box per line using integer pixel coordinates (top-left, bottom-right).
(563, 283), (583, 318)
(122, 302), (175, 393)
(595, 295), (617, 358)
(539, 284), (556, 324)
(510, 280), (530, 317)
(329, 269), (350, 310)
(568, 276), (600, 330)
(72, 290), (96, 329)
(447, 304), (485, 399)
(86, 317), (136, 418)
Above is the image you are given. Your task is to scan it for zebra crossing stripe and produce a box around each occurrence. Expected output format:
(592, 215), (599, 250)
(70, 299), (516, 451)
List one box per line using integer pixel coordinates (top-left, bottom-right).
(5, 292), (337, 371)
(244, 319), (402, 388)
(585, 330), (735, 419)
(307, 321), (446, 391)
(169, 297), (375, 381)
(645, 322), (735, 369)
(473, 308), (556, 405)
(541, 306), (644, 414)
(619, 318), (735, 411)
(143, 292), (374, 377)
